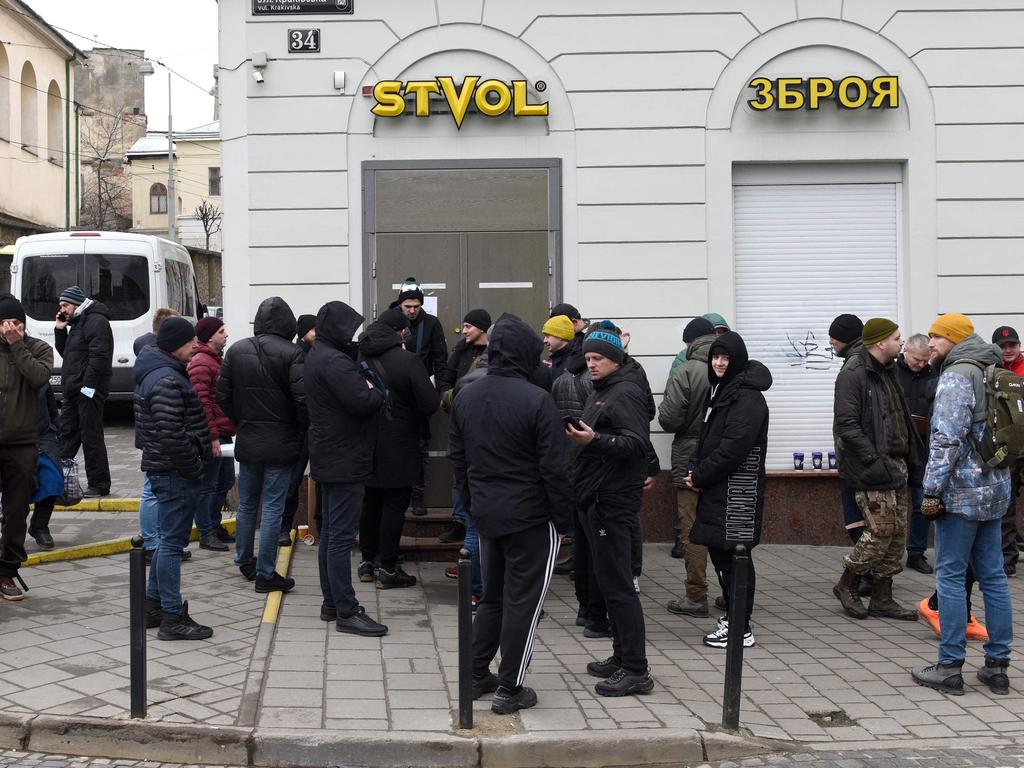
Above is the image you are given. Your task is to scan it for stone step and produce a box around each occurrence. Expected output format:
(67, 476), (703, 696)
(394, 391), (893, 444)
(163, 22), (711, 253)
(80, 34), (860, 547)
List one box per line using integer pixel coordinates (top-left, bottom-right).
(398, 535), (462, 562)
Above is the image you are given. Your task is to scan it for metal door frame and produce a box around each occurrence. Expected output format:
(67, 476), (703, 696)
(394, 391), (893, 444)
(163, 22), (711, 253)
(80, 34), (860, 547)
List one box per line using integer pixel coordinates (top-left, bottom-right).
(361, 158), (563, 320)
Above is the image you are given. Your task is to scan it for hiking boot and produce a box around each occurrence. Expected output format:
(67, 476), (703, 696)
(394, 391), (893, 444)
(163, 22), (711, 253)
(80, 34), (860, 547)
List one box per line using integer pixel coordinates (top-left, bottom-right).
(967, 616), (989, 642)
(336, 608), (388, 637)
(358, 561), (375, 583)
(320, 604), (336, 622)
(438, 522), (466, 544)
(553, 554), (574, 575)
(583, 622), (613, 639)
(586, 656), (621, 679)
(255, 572), (295, 593)
(278, 530), (293, 548)
(857, 574), (874, 597)
(906, 553), (933, 574)
(911, 662), (964, 695)
(29, 528), (55, 550)
(410, 491), (428, 517)
(199, 532), (229, 552)
(215, 525), (236, 543)
(157, 601), (213, 641)
(145, 597), (163, 628)
(239, 562), (257, 581)
(666, 595), (709, 617)
(472, 671), (499, 699)
(670, 540), (684, 559)
(576, 608), (588, 627)
(714, 595), (728, 611)
(834, 567), (868, 619)
(918, 597), (941, 636)
(703, 618), (755, 649)
(595, 667), (655, 697)
(978, 658), (1010, 695)
(82, 486), (109, 498)
(491, 685), (537, 714)
(376, 566), (417, 590)
(868, 577), (918, 621)
(0, 576), (26, 601)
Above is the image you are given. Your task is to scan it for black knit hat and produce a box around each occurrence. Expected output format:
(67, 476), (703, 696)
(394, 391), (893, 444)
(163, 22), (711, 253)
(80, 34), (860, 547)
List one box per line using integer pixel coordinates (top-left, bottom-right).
(682, 316), (715, 344)
(0, 293), (26, 324)
(550, 303), (582, 321)
(828, 314), (863, 344)
(295, 314), (316, 340)
(463, 308), (491, 333)
(397, 277), (424, 304)
(583, 326), (625, 364)
(378, 308), (409, 332)
(157, 316), (196, 353)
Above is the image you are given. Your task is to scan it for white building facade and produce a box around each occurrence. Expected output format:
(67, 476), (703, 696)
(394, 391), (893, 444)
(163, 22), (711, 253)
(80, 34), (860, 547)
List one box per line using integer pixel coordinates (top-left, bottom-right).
(218, 1), (1024, 470)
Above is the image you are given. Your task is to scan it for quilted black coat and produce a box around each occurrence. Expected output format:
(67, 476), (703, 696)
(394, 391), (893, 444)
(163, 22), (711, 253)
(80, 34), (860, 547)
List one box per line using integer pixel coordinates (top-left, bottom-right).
(133, 344), (211, 480)
(54, 300), (113, 398)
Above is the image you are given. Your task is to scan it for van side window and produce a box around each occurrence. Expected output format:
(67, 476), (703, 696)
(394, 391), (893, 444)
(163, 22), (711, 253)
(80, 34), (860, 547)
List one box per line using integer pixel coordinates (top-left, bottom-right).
(164, 259), (196, 317)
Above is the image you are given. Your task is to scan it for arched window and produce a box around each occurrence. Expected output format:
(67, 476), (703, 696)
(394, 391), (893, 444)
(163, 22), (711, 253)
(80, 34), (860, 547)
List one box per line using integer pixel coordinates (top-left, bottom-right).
(47, 80), (62, 166)
(150, 183), (167, 214)
(0, 44), (10, 141)
(20, 61), (37, 153)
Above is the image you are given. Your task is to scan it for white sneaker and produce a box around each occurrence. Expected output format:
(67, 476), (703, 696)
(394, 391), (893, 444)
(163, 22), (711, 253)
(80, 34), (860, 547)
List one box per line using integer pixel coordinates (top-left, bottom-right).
(703, 618), (755, 649)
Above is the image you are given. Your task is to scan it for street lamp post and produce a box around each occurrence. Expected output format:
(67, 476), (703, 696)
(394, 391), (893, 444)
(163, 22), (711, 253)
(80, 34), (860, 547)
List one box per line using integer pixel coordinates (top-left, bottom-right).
(140, 62), (176, 241)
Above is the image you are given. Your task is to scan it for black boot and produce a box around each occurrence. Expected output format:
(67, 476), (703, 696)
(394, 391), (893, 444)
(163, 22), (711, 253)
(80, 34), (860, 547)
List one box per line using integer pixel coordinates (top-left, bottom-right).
(834, 567), (868, 619)
(145, 597), (163, 628)
(158, 601), (214, 641)
(868, 577), (917, 621)
(912, 661), (964, 696)
(410, 490), (428, 517)
(978, 658), (1010, 695)
(491, 685), (537, 714)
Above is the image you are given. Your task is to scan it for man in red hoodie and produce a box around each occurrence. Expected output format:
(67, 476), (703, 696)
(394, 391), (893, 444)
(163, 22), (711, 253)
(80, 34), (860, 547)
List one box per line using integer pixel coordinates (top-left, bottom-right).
(188, 317), (237, 552)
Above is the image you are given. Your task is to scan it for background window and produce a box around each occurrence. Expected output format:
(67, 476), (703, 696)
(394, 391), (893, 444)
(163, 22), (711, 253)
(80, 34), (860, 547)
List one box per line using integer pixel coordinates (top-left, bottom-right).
(150, 182), (167, 214)
(208, 166), (221, 196)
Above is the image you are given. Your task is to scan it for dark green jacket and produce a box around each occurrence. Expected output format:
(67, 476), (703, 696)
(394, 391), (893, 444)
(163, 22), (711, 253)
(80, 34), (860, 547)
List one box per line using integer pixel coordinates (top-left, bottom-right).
(0, 335), (53, 445)
(658, 334), (714, 487)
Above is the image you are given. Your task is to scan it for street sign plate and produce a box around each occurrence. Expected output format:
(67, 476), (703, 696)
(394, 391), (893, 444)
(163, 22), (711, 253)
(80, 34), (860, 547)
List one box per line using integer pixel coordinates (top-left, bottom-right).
(253, 0), (352, 15)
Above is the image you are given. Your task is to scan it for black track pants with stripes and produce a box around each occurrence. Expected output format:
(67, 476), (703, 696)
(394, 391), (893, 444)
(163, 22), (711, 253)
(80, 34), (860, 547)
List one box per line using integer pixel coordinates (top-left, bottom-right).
(472, 521), (559, 689)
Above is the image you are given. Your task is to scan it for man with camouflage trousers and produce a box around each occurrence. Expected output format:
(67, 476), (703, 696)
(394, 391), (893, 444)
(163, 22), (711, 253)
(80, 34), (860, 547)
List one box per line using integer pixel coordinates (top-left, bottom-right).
(833, 318), (925, 621)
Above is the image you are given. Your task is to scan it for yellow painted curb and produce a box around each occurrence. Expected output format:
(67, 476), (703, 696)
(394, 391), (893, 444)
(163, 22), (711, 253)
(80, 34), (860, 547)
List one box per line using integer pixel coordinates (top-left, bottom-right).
(23, 518), (238, 566)
(54, 498), (142, 512)
(261, 531), (297, 625)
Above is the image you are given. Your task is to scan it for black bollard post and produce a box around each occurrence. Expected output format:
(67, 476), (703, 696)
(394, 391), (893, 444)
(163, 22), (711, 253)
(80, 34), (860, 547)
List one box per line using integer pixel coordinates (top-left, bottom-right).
(129, 535), (147, 719)
(722, 544), (749, 731)
(457, 547), (473, 729)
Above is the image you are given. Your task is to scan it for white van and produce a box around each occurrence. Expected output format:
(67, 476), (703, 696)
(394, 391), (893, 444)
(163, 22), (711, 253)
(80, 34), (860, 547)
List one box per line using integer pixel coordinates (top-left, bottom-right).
(12, 231), (203, 400)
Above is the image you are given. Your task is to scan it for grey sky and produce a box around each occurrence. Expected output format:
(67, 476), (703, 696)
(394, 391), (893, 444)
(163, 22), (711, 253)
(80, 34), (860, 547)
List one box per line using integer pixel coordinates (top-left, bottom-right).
(28, 0), (218, 132)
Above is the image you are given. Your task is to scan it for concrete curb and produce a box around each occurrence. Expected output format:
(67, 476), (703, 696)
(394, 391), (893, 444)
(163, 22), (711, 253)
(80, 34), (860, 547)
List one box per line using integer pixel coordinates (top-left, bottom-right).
(23, 518), (238, 566)
(0, 711), (32, 751)
(253, 729), (479, 767)
(55, 498), (142, 512)
(479, 728), (706, 767)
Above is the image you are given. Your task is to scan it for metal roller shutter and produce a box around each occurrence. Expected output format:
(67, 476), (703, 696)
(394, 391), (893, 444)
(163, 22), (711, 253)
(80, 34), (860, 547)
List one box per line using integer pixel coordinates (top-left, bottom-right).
(733, 181), (900, 471)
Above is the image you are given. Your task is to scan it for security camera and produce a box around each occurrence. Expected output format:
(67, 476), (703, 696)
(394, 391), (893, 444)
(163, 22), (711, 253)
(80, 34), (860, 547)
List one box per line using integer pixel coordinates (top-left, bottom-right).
(252, 70), (264, 84)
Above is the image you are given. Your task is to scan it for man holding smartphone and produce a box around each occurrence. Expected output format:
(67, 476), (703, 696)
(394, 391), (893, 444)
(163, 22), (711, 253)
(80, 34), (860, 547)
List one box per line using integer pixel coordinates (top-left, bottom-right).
(54, 285), (113, 498)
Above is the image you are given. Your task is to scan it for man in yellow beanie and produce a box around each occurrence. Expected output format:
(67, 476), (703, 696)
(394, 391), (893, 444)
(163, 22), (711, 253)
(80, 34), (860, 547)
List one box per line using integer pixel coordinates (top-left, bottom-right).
(833, 318), (925, 622)
(541, 314), (576, 380)
(911, 314), (1013, 696)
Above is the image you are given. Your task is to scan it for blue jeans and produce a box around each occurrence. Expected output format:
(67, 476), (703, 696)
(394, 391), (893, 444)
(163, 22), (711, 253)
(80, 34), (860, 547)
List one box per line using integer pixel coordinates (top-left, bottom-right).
(935, 513), (1013, 665)
(195, 451), (235, 536)
(907, 486), (931, 556)
(319, 481), (364, 618)
(452, 482), (469, 527)
(146, 472), (201, 614)
(234, 462), (291, 579)
(454, 486), (483, 597)
(139, 473), (159, 551)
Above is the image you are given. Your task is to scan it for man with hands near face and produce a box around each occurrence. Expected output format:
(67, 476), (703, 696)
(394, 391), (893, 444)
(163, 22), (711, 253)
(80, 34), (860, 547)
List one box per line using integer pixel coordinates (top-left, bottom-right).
(0, 294), (53, 600)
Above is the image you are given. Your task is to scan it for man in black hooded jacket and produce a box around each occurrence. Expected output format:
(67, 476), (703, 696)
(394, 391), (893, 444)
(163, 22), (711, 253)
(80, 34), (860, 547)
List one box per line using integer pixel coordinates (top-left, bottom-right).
(217, 297), (306, 594)
(449, 313), (571, 715)
(357, 308), (439, 589)
(567, 325), (658, 699)
(306, 301), (389, 637)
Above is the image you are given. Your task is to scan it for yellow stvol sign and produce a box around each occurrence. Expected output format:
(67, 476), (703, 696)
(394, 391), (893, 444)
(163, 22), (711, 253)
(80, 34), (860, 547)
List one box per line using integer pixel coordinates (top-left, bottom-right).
(371, 77), (549, 128)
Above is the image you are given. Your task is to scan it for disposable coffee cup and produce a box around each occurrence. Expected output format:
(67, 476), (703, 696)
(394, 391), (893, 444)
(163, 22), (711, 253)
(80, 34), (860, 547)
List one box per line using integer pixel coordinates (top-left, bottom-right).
(793, 452), (805, 470)
(828, 451), (837, 470)
(812, 451), (823, 470)
(297, 524), (309, 538)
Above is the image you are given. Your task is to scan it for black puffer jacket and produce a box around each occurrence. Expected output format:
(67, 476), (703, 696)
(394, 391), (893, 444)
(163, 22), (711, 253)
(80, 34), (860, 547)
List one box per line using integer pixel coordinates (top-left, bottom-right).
(358, 321), (440, 488)
(407, 310), (448, 380)
(306, 302), (386, 484)
(133, 344), (211, 480)
(437, 337), (488, 396)
(217, 297), (307, 465)
(834, 346), (925, 491)
(55, 300), (113, 398)
(573, 357), (658, 509)
(449, 314), (572, 537)
(690, 332), (771, 551)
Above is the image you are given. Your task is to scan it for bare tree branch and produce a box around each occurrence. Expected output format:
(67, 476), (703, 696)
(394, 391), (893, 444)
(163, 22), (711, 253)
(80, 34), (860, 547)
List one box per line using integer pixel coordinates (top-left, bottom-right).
(193, 199), (223, 250)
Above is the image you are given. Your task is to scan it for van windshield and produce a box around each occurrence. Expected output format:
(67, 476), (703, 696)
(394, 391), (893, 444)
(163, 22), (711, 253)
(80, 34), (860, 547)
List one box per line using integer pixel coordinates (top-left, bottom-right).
(22, 253), (150, 321)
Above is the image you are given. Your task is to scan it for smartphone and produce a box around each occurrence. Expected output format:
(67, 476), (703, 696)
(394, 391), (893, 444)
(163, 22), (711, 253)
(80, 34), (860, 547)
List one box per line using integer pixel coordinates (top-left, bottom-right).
(56, 311), (68, 322)
(563, 415), (583, 430)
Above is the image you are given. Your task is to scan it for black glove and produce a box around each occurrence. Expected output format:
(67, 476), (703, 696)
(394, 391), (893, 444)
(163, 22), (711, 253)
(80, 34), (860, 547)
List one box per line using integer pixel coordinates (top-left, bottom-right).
(920, 495), (945, 520)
